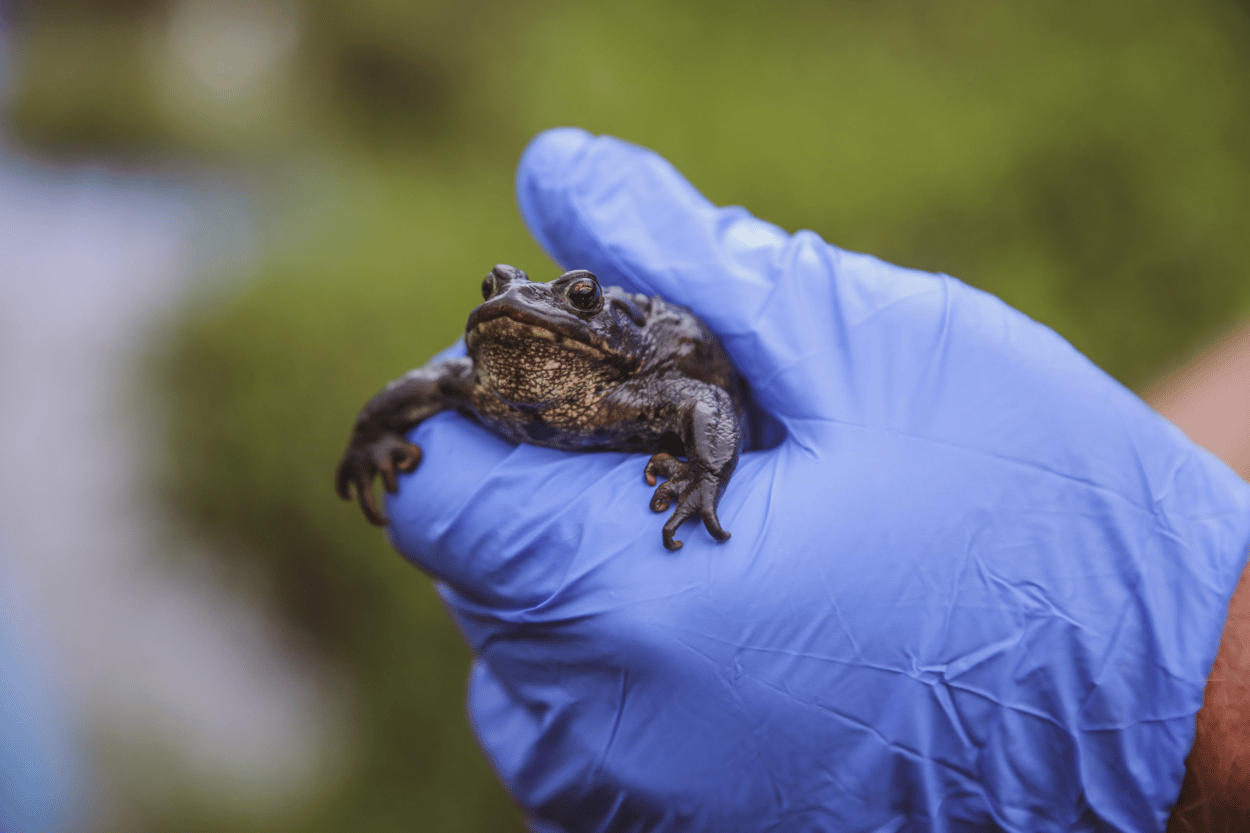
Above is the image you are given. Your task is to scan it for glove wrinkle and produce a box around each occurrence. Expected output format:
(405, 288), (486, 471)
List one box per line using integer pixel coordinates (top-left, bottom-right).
(374, 129), (1250, 831)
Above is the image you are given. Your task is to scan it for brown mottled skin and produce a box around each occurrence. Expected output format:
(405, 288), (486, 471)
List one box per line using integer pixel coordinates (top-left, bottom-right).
(336, 264), (746, 550)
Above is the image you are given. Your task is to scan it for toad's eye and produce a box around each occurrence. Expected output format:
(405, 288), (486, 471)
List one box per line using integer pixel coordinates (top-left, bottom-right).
(481, 275), (496, 300)
(566, 278), (601, 311)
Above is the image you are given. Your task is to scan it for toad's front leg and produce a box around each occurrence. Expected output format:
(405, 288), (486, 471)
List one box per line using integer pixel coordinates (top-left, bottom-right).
(335, 356), (474, 525)
(632, 380), (744, 550)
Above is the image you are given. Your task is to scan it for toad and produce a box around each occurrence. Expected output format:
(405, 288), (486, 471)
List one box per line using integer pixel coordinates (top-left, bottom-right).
(335, 264), (746, 550)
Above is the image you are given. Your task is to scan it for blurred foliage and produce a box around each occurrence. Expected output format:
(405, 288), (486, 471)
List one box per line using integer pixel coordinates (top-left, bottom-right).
(7, 0), (1250, 830)
(145, 162), (545, 832)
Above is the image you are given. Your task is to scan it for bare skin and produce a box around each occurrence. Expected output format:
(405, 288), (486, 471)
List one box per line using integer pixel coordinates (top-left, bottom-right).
(1150, 324), (1250, 831)
(1168, 565), (1250, 831)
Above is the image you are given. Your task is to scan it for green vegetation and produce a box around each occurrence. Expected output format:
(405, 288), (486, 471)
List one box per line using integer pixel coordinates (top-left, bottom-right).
(9, 0), (1250, 829)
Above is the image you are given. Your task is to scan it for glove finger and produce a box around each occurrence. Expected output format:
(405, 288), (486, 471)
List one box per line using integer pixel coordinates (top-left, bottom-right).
(516, 129), (953, 428)
(516, 128), (784, 336)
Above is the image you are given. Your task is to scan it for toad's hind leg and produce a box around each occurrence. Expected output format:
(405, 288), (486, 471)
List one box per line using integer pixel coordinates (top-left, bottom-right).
(645, 452), (730, 551)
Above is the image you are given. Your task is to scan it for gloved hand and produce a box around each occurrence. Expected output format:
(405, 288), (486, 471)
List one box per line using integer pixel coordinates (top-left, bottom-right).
(386, 129), (1250, 832)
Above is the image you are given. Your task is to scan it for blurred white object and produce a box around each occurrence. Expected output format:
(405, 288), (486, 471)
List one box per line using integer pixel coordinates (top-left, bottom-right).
(0, 152), (346, 824)
(167, 0), (299, 98)
(155, 0), (302, 147)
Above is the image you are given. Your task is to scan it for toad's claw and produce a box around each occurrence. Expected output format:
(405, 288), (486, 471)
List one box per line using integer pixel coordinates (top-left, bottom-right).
(645, 452), (731, 551)
(335, 432), (422, 526)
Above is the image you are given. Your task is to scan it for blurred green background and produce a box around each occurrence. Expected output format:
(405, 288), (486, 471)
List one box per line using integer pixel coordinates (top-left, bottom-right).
(6, 0), (1250, 829)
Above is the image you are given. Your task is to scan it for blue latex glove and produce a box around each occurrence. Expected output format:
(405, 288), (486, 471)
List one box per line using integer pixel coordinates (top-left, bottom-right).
(386, 129), (1250, 832)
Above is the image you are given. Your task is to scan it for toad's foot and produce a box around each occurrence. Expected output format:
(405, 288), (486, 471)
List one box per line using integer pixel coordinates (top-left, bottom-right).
(335, 432), (422, 525)
(644, 452), (731, 551)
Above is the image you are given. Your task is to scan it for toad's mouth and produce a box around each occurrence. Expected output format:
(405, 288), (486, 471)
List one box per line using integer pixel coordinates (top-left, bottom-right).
(466, 315), (603, 357)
